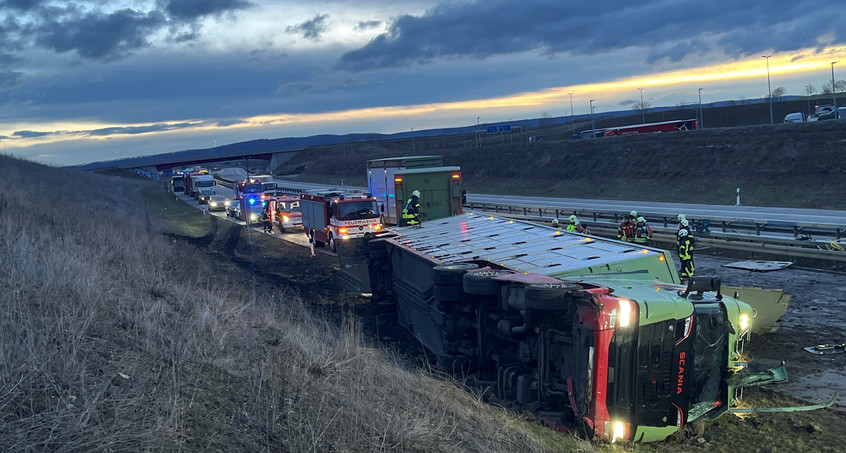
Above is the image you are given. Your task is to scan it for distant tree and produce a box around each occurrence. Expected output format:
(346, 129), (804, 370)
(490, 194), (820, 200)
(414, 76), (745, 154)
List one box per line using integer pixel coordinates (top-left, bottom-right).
(632, 99), (651, 114)
(770, 86), (787, 100)
(821, 80), (846, 94)
(539, 111), (553, 128)
(805, 84), (816, 96)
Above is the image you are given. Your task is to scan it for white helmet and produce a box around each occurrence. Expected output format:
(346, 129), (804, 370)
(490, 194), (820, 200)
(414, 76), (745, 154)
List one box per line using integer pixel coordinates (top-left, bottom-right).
(680, 219), (689, 227)
(630, 210), (638, 217)
(412, 190), (421, 197)
(677, 214), (686, 222)
(551, 218), (560, 227)
(568, 214), (577, 222)
(678, 228), (689, 237)
(637, 216), (645, 223)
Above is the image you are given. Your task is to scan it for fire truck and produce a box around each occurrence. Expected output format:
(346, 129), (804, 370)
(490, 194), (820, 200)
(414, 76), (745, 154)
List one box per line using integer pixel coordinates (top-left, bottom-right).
(234, 180), (265, 201)
(300, 191), (382, 252)
(267, 195), (302, 233)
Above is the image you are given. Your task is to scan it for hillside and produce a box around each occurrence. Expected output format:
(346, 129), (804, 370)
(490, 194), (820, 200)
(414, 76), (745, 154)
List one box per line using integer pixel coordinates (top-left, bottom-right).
(281, 118), (846, 210)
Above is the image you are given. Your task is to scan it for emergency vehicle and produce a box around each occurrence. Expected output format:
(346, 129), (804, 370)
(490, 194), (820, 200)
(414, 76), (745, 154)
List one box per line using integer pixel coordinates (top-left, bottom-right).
(300, 191), (382, 252)
(267, 195), (303, 233)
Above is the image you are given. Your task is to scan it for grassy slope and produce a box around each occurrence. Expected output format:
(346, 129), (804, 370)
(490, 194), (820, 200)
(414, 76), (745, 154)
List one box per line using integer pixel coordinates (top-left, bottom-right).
(0, 155), (592, 452)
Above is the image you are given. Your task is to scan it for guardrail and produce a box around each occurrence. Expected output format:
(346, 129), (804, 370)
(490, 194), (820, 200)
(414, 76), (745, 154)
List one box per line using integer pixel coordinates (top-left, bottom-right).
(467, 204), (846, 266)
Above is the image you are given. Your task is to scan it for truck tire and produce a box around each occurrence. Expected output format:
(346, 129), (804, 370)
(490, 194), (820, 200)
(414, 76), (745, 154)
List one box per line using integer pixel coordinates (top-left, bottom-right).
(433, 263), (479, 286)
(463, 269), (511, 296)
(329, 234), (337, 253)
(524, 282), (580, 310)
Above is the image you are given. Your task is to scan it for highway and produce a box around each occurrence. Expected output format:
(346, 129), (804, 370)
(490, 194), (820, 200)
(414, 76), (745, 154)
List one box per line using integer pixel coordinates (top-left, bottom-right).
(270, 178), (846, 228)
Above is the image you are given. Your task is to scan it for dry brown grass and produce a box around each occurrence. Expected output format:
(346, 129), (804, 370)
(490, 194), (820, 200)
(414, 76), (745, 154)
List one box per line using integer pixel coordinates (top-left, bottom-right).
(0, 155), (589, 452)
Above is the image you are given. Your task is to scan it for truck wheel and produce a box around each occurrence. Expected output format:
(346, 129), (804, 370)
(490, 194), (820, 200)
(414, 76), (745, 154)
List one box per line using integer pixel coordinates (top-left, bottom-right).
(463, 269), (511, 296)
(329, 234), (337, 253)
(524, 282), (580, 310)
(433, 263), (479, 286)
(278, 224), (285, 234)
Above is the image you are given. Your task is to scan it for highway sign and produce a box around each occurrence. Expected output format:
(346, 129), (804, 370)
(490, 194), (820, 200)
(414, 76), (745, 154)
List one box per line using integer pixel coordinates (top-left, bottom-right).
(499, 125), (511, 132)
(487, 126), (498, 133)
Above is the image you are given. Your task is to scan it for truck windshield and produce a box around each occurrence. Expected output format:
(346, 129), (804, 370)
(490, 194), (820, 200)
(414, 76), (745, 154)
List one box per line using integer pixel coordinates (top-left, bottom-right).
(687, 304), (729, 421)
(197, 181), (214, 187)
(338, 200), (379, 220)
(279, 202), (300, 211)
(262, 183), (276, 192)
(241, 183), (262, 193)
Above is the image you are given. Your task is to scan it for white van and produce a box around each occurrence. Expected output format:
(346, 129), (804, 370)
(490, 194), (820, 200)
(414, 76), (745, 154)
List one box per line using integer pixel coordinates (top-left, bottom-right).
(783, 112), (804, 123)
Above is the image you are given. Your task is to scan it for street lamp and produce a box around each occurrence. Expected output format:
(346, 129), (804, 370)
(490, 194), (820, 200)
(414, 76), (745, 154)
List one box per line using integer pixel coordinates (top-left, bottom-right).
(698, 88), (704, 129)
(638, 88), (645, 123)
(589, 99), (596, 137)
(832, 61), (838, 111)
(568, 92), (575, 135)
(477, 116), (481, 125)
(411, 127), (415, 152)
(762, 55), (773, 124)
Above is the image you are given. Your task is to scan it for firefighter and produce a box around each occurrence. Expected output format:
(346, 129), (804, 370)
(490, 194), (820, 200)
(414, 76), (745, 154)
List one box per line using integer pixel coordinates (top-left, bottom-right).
(402, 190), (422, 227)
(551, 218), (561, 228)
(617, 210), (638, 241)
(677, 228), (695, 280)
(632, 216), (653, 245)
(566, 214), (589, 234)
(677, 213), (687, 230)
(260, 206), (273, 233)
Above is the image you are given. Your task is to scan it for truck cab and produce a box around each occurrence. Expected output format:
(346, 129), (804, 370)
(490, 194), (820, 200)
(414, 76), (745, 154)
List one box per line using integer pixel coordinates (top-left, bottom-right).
(192, 174), (216, 203)
(268, 195), (303, 232)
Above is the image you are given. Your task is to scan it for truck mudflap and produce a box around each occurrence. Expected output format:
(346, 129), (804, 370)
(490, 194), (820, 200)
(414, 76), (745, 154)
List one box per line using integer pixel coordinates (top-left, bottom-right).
(728, 361), (789, 388)
(729, 393), (839, 414)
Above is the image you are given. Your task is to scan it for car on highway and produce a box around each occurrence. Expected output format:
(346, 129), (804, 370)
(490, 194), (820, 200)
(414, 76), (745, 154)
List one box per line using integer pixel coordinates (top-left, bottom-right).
(208, 195), (228, 212)
(227, 201), (241, 218)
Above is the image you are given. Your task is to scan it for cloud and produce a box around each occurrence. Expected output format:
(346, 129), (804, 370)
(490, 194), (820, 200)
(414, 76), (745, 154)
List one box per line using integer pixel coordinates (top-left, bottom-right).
(217, 119), (247, 127)
(285, 14), (328, 41)
(336, 0), (844, 71)
(3, 0), (44, 11)
(13, 130), (53, 138)
(164, 0), (253, 21)
(33, 7), (167, 60)
(88, 122), (199, 136)
(354, 20), (382, 32)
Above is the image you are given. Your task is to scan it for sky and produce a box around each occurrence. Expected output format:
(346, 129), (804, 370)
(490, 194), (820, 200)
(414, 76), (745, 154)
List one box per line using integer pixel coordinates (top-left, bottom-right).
(1, 0), (845, 166)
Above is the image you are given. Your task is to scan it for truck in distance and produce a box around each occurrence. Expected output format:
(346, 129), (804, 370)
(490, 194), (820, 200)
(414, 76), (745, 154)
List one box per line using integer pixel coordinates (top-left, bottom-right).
(192, 174), (216, 204)
(300, 191), (382, 252)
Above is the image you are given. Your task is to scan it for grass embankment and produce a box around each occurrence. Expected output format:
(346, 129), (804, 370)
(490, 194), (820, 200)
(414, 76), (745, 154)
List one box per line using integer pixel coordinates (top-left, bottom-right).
(0, 155), (592, 451)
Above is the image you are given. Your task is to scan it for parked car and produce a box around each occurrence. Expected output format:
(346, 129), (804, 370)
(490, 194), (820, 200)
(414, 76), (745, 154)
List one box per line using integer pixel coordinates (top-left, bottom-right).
(817, 109), (839, 121)
(783, 112), (804, 123)
(208, 195), (228, 212)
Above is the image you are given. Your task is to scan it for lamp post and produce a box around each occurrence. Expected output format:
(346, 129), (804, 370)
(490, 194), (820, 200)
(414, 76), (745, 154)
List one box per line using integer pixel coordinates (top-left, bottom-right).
(638, 88), (645, 123)
(762, 55), (773, 124)
(477, 116), (481, 125)
(589, 99), (596, 137)
(698, 88), (704, 129)
(832, 61), (838, 111)
(411, 127), (415, 152)
(568, 92), (575, 135)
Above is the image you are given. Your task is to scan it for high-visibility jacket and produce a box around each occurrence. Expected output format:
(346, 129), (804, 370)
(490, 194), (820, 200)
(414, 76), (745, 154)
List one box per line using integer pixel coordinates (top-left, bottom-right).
(401, 195), (421, 225)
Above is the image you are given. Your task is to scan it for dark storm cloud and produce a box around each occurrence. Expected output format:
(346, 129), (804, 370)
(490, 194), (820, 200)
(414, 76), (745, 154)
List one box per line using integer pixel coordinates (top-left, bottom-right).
(0, 70), (24, 88)
(337, 0), (843, 71)
(164, 0), (252, 20)
(35, 8), (166, 60)
(285, 14), (328, 41)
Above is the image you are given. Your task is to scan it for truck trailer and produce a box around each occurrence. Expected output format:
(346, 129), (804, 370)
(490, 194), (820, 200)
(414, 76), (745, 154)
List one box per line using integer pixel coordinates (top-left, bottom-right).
(350, 213), (787, 443)
(366, 156), (463, 226)
(192, 174), (216, 204)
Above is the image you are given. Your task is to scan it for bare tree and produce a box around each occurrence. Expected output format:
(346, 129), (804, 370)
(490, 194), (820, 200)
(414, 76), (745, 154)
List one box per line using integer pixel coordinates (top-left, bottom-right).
(805, 84), (816, 96)
(632, 99), (651, 115)
(770, 86), (787, 101)
(821, 80), (846, 94)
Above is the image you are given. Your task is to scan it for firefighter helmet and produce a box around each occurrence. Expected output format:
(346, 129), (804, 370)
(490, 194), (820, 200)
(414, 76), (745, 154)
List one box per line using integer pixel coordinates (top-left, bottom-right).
(412, 190), (421, 197)
(569, 215), (577, 223)
(678, 228), (689, 237)
(551, 218), (560, 227)
(637, 216), (645, 223)
(630, 210), (638, 217)
(677, 213), (686, 222)
(681, 219), (689, 227)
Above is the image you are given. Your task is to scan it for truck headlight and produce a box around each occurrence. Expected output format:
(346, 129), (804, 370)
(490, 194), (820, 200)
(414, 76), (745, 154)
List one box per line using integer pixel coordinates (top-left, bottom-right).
(617, 299), (637, 328)
(283, 215), (289, 222)
(739, 313), (749, 332)
(250, 214), (258, 221)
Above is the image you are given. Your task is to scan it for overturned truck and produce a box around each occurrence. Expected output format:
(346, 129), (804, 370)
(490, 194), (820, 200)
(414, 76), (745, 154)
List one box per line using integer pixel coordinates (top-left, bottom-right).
(347, 213), (796, 443)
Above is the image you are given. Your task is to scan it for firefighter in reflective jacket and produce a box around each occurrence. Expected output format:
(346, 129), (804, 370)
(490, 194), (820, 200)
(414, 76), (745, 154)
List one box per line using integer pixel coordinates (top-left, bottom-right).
(260, 206), (273, 233)
(617, 210), (638, 241)
(632, 216), (653, 245)
(566, 214), (589, 234)
(402, 190), (422, 227)
(677, 228), (695, 280)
